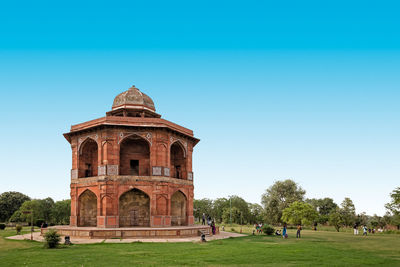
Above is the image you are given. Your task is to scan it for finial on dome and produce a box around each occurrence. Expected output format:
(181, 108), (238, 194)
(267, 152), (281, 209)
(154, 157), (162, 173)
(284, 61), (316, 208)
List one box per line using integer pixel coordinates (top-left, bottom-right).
(129, 85), (138, 90)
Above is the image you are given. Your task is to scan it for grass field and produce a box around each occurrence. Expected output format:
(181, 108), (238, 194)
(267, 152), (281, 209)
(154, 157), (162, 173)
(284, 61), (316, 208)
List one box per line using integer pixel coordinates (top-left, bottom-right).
(0, 227), (399, 266)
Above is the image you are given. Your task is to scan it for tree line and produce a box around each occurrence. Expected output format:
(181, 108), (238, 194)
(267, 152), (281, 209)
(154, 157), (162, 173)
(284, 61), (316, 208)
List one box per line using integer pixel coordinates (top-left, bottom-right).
(0, 191), (70, 226)
(195, 179), (400, 230)
(1, 180), (399, 230)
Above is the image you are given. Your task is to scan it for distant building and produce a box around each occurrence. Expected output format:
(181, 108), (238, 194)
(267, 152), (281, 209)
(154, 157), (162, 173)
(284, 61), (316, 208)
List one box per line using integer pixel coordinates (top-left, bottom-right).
(64, 85), (199, 228)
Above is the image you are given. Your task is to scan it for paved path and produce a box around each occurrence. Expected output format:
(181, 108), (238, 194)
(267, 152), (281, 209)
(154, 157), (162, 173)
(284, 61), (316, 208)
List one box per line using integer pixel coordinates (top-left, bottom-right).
(7, 230), (245, 244)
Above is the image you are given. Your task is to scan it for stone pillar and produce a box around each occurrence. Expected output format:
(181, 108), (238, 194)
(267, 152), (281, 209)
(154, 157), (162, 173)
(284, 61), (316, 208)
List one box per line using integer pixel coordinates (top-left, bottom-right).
(70, 185), (78, 226)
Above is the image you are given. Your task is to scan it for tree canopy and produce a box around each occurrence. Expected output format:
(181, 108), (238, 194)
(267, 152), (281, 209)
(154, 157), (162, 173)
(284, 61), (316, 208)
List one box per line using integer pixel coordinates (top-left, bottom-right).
(0, 191), (31, 222)
(261, 179), (306, 224)
(282, 201), (318, 225)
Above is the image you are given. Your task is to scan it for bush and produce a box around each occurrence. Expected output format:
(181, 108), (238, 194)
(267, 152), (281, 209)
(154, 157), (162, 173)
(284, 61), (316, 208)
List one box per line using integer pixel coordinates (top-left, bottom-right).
(16, 224), (22, 234)
(261, 224), (274, 235)
(0, 223), (5, 230)
(44, 229), (61, 248)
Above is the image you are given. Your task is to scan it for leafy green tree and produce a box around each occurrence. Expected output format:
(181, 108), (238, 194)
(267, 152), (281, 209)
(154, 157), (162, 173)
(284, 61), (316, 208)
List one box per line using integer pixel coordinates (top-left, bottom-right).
(229, 196), (250, 224)
(340, 197), (356, 227)
(10, 198), (55, 224)
(282, 201), (318, 225)
(355, 212), (369, 226)
(193, 198), (213, 221)
(261, 179), (306, 224)
(51, 200), (71, 225)
(329, 208), (344, 232)
(212, 198), (229, 223)
(222, 206), (242, 224)
(306, 198), (338, 216)
(385, 187), (400, 229)
(0, 192), (30, 222)
(248, 203), (264, 224)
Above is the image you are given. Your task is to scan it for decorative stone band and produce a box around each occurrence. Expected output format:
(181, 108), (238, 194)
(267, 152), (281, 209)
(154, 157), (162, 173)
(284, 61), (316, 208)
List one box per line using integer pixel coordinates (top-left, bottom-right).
(71, 175), (194, 186)
(152, 166), (170, 177)
(71, 169), (78, 179)
(188, 172), (194, 181)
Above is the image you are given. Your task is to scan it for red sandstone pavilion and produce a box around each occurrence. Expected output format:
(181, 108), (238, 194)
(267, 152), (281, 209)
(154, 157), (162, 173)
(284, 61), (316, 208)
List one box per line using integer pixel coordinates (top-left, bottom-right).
(51, 85), (212, 238)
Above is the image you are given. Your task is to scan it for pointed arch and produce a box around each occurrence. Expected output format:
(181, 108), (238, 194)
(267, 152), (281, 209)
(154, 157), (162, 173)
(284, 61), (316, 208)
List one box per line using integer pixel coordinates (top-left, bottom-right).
(119, 188), (150, 227)
(78, 138), (99, 178)
(119, 134), (150, 176)
(78, 189), (97, 226)
(170, 141), (187, 179)
(171, 190), (187, 226)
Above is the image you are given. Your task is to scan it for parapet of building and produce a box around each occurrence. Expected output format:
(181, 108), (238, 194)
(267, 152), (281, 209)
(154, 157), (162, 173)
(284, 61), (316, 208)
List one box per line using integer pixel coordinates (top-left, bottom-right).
(63, 85), (199, 228)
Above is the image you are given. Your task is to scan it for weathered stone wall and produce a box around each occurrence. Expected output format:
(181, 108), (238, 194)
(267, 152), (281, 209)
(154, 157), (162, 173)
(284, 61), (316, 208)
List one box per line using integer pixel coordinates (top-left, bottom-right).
(78, 190), (97, 226)
(171, 191), (187, 226)
(69, 176), (194, 228)
(119, 189), (150, 227)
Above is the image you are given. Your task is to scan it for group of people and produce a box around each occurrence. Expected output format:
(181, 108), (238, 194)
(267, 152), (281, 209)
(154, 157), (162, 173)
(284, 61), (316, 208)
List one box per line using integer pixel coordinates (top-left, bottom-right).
(274, 223), (302, 239)
(202, 213), (216, 235)
(353, 223), (376, 236)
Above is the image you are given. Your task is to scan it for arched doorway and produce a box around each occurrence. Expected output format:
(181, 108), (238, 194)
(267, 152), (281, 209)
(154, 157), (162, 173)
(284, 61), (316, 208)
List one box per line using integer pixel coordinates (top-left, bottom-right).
(119, 189), (150, 227)
(78, 138), (98, 178)
(170, 142), (186, 179)
(171, 190), (187, 226)
(78, 190), (97, 226)
(119, 135), (150, 176)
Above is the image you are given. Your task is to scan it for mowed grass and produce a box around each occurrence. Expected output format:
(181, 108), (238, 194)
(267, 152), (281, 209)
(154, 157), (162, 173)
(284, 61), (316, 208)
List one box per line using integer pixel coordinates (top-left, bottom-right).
(0, 227), (399, 266)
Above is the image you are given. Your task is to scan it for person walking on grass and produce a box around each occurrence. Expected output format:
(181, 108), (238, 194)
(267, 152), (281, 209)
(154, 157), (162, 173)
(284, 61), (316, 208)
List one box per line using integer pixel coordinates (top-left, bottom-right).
(296, 224), (302, 238)
(363, 225), (368, 236)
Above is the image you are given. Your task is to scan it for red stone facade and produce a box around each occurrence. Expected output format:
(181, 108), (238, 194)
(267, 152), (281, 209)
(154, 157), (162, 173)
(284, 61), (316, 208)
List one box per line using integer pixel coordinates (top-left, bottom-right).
(64, 86), (199, 228)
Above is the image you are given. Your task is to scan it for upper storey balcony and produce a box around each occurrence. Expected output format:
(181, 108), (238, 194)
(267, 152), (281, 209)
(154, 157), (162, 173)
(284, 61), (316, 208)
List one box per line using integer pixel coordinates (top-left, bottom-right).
(76, 133), (193, 182)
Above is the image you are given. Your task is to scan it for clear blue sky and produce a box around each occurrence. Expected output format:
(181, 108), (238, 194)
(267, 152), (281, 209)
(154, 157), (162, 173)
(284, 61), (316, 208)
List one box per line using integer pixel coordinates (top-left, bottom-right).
(0, 1), (399, 215)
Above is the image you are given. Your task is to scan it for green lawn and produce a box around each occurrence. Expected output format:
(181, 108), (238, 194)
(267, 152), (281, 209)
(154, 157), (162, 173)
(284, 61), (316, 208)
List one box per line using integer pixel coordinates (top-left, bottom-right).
(0, 227), (399, 266)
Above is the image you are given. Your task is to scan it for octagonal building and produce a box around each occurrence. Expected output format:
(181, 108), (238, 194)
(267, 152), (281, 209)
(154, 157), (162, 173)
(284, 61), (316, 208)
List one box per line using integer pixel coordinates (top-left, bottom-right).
(64, 85), (199, 228)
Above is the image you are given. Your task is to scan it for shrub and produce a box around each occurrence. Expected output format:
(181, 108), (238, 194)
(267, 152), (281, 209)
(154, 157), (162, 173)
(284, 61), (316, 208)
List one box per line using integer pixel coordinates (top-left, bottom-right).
(0, 223), (5, 230)
(16, 224), (22, 234)
(261, 224), (275, 235)
(44, 229), (61, 248)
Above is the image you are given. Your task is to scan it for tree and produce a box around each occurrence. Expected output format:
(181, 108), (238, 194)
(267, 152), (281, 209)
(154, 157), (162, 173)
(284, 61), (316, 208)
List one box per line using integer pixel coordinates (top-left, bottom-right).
(261, 179), (306, 224)
(0, 192), (30, 222)
(51, 200), (71, 225)
(10, 198), (55, 224)
(340, 198), (356, 227)
(329, 208), (344, 232)
(229, 196), (250, 224)
(306, 198), (338, 216)
(385, 187), (400, 218)
(193, 198), (213, 221)
(212, 198), (229, 223)
(248, 203), (264, 224)
(281, 201), (318, 225)
(222, 207), (241, 224)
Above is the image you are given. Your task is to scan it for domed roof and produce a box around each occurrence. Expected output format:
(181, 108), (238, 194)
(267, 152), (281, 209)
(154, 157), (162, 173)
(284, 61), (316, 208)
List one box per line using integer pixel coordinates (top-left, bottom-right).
(112, 85), (156, 111)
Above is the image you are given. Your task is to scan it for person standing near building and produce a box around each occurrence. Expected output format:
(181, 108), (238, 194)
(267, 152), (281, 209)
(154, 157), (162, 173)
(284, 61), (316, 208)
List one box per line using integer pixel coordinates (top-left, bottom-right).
(202, 213), (206, 225)
(296, 224), (302, 238)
